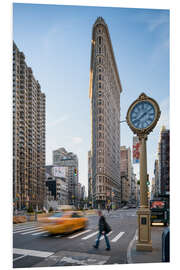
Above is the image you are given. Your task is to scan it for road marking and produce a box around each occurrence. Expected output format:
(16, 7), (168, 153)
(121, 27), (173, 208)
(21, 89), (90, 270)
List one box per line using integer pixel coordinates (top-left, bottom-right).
(111, 232), (125, 242)
(32, 231), (47, 236)
(68, 229), (91, 239)
(127, 229), (137, 264)
(13, 222), (37, 228)
(13, 225), (35, 230)
(13, 255), (26, 262)
(21, 229), (43, 235)
(13, 226), (38, 233)
(81, 231), (98, 240)
(13, 248), (54, 258)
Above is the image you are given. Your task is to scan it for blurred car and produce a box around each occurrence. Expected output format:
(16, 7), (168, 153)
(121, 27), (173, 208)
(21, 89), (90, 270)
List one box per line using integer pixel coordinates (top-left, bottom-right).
(39, 211), (88, 234)
(122, 206), (129, 209)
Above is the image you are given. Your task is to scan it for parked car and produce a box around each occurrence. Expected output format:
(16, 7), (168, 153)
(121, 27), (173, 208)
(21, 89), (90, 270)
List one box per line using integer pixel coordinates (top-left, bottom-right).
(39, 211), (88, 234)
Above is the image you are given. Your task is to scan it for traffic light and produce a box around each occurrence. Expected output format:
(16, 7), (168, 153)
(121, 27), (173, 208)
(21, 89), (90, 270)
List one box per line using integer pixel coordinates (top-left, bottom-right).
(146, 174), (150, 186)
(74, 168), (77, 176)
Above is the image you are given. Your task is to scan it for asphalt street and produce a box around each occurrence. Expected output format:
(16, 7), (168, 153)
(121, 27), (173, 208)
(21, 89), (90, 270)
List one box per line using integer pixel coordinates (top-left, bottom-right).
(13, 208), (137, 268)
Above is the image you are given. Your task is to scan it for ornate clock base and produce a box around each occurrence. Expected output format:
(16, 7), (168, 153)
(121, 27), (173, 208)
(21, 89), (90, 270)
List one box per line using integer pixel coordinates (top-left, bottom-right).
(136, 241), (152, 251)
(136, 207), (152, 251)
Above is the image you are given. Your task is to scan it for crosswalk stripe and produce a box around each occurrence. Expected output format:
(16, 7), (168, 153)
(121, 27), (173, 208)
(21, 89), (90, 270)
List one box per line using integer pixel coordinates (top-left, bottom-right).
(21, 229), (43, 235)
(13, 226), (38, 233)
(31, 231), (47, 236)
(111, 232), (125, 242)
(81, 231), (98, 240)
(13, 222), (36, 228)
(13, 227), (41, 234)
(13, 248), (54, 258)
(68, 229), (91, 239)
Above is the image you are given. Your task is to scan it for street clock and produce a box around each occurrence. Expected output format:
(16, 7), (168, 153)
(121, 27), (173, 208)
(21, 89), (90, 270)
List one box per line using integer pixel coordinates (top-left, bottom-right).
(126, 92), (161, 251)
(126, 93), (161, 136)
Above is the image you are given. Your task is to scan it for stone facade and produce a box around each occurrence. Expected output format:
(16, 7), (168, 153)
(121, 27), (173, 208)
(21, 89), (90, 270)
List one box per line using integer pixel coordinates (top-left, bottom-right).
(89, 17), (122, 209)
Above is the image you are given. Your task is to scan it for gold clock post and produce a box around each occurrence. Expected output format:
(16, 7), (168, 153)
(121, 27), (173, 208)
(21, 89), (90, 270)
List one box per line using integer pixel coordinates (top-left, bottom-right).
(136, 134), (152, 251)
(126, 93), (161, 252)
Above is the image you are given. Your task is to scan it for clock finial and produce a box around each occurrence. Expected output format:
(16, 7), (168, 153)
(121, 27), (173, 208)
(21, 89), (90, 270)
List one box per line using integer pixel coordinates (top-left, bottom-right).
(139, 93), (148, 100)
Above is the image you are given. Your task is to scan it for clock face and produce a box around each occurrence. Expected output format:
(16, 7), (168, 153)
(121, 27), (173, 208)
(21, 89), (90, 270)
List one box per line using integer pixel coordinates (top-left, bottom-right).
(130, 101), (155, 129)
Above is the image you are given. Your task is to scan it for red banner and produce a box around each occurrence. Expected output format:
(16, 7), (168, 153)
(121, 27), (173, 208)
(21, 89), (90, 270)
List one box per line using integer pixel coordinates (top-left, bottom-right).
(133, 136), (140, 164)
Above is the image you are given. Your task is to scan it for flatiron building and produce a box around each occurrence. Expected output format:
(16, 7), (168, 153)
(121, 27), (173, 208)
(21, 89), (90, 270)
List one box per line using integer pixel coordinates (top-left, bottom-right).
(89, 17), (122, 209)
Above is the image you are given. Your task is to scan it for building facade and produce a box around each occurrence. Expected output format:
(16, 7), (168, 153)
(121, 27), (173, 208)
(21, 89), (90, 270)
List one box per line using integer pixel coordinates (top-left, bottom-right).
(13, 42), (46, 210)
(130, 171), (137, 205)
(89, 17), (122, 209)
(154, 159), (160, 197)
(88, 150), (93, 206)
(45, 165), (68, 205)
(120, 146), (132, 205)
(151, 177), (156, 200)
(158, 126), (170, 197)
(52, 148), (79, 206)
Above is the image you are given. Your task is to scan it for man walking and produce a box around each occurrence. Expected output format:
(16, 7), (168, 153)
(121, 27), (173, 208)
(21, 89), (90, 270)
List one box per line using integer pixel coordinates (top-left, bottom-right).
(93, 210), (111, 251)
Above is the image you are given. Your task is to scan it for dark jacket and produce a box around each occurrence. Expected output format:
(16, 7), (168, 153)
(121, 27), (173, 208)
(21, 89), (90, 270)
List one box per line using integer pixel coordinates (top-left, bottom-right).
(99, 215), (106, 233)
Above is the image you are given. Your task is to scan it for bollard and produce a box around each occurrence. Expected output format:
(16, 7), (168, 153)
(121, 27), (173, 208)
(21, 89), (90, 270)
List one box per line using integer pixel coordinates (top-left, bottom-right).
(162, 227), (170, 262)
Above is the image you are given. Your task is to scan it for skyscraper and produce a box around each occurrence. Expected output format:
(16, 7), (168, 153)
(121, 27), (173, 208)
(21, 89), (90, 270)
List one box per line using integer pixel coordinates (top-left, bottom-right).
(13, 42), (46, 210)
(88, 150), (93, 206)
(89, 17), (122, 209)
(158, 126), (170, 197)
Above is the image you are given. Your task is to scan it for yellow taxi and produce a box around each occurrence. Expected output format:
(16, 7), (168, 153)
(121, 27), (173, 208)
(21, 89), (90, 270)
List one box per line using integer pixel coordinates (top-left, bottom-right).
(39, 211), (88, 234)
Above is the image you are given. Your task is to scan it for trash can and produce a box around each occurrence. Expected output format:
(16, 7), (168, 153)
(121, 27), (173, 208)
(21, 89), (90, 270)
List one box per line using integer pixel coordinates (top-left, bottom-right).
(162, 227), (170, 262)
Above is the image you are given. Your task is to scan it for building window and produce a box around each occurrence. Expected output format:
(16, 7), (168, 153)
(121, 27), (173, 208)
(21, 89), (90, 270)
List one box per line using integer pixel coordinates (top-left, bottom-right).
(98, 36), (102, 45)
(98, 99), (102, 105)
(99, 82), (101, 88)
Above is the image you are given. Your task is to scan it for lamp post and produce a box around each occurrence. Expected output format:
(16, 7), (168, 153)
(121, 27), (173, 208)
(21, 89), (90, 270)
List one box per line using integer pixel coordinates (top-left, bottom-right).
(126, 93), (160, 251)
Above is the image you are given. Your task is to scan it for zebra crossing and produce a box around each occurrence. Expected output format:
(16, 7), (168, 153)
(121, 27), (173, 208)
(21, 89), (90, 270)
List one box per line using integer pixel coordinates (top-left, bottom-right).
(13, 223), (125, 243)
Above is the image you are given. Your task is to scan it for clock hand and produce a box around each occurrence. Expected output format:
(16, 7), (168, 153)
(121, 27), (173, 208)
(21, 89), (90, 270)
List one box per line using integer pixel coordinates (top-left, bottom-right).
(134, 112), (146, 123)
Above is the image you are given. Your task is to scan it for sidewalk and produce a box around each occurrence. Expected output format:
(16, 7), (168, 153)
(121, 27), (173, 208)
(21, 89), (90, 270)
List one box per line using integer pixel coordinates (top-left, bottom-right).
(127, 226), (164, 264)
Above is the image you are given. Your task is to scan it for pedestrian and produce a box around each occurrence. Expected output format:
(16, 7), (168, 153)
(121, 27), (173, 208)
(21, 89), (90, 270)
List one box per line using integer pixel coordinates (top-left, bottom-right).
(93, 210), (111, 251)
(107, 205), (110, 214)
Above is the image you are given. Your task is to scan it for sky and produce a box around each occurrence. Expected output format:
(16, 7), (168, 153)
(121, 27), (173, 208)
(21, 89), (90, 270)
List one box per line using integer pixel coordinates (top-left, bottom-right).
(13, 1), (169, 193)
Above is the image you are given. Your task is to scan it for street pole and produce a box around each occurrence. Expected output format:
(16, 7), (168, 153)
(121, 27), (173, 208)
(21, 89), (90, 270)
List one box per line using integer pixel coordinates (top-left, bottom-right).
(136, 135), (152, 251)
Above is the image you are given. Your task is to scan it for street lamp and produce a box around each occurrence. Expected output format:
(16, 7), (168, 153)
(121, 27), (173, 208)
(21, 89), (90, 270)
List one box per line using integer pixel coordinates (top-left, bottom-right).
(126, 93), (161, 251)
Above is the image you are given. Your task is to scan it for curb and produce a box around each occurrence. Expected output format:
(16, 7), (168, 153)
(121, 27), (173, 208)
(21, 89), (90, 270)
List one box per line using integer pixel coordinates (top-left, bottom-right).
(127, 229), (137, 264)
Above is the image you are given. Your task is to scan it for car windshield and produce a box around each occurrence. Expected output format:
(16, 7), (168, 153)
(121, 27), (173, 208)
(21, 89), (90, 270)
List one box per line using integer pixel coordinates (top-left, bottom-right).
(51, 212), (63, 218)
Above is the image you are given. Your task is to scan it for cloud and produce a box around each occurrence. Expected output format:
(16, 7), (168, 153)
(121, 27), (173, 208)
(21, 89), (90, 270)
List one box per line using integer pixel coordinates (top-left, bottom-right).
(72, 137), (83, 145)
(147, 14), (169, 32)
(48, 115), (69, 127)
